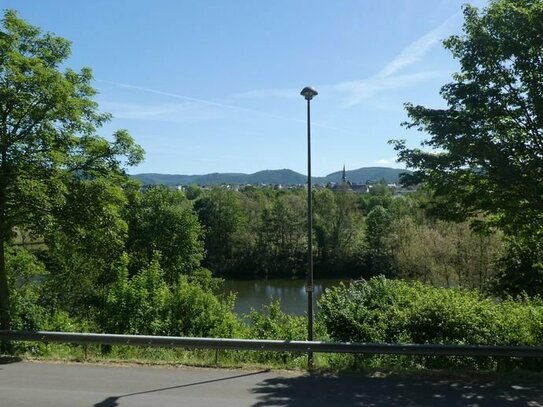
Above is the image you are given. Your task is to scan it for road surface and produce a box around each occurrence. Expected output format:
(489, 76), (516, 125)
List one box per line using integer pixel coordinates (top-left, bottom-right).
(1, 359), (542, 406)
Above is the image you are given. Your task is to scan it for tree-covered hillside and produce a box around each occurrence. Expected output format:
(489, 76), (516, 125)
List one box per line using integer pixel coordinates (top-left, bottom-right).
(133, 167), (408, 186)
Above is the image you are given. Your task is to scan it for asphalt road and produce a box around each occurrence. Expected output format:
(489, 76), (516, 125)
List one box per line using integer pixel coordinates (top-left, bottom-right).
(1, 359), (543, 406)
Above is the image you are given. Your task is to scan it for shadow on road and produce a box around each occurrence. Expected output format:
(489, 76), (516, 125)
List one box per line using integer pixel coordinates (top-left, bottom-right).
(0, 356), (21, 365)
(251, 372), (543, 407)
(94, 369), (270, 407)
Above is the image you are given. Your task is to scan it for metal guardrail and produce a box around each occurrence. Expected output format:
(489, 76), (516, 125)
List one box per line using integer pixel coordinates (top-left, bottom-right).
(2, 330), (543, 358)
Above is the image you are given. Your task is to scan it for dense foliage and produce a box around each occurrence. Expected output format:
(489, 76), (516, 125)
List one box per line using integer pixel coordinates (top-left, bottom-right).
(394, 0), (543, 234)
(0, 10), (143, 331)
(189, 185), (504, 291)
(393, 0), (543, 294)
(320, 277), (543, 369)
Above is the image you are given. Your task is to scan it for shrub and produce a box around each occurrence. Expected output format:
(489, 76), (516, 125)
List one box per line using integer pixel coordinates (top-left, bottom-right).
(168, 275), (242, 338)
(102, 255), (242, 338)
(245, 300), (307, 364)
(318, 276), (543, 370)
(6, 246), (48, 331)
(102, 254), (171, 335)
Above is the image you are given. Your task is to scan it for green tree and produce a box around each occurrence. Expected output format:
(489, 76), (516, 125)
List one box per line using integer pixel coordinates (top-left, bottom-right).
(313, 188), (363, 274)
(493, 235), (543, 297)
(41, 178), (136, 319)
(102, 253), (171, 335)
(195, 188), (245, 274)
(392, 0), (543, 236)
(125, 187), (204, 284)
(6, 246), (48, 330)
(0, 10), (143, 330)
(365, 205), (393, 276)
(226, 187), (269, 275)
(359, 184), (393, 215)
(313, 189), (337, 263)
(184, 184), (202, 201)
(389, 216), (503, 289)
(259, 192), (306, 276)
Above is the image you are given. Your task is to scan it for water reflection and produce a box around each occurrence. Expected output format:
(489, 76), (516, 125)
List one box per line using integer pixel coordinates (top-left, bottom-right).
(220, 278), (346, 316)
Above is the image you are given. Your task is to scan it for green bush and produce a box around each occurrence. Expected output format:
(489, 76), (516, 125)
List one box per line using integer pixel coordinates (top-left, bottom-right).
(7, 246), (48, 331)
(318, 276), (543, 370)
(246, 300), (306, 340)
(318, 277), (414, 344)
(101, 255), (242, 338)
(102, 254), (171, 335)
(168, 275), (242, 338)
(245, 300), (307, 365)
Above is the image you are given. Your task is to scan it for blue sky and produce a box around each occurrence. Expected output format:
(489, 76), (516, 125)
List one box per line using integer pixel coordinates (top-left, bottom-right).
(4, 0), (487, 176)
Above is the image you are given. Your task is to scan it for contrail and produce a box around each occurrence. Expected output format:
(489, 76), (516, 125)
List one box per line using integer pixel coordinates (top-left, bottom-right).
(97, 79), (354, 135)
(99, 79), (267, 113)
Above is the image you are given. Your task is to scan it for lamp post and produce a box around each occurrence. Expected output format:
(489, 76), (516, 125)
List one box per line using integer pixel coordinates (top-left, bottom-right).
(300, 86), (318, 369)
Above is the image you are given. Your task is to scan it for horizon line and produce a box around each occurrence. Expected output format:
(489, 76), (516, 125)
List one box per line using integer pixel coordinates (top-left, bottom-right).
(129, 165), (408, 178)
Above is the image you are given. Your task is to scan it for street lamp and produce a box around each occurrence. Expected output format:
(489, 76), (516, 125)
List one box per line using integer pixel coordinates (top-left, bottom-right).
(300, 86), (318, 368)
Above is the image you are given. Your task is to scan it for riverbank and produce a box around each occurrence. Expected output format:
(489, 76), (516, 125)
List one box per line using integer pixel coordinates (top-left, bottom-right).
(220, 277), (348, 315)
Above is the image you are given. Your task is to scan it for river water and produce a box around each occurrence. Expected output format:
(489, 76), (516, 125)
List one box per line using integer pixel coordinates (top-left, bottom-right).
(220, 278), (348, 316)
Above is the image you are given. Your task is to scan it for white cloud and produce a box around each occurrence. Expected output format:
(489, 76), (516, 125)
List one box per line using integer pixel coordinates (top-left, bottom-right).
(99, 10), (461, 122)
(101, 101), (194, 118)
(327, 11), (460, 107)
(375, 159), (391, 165)
(324, 71), (447, 108)
(233, 88), (299, 100)
(99, 80), (355, 133)
(98, 80), (305, 124)
(231, 10), (460, 109)
(98, 100), (225, 122)
(99, 80), (252, 112)
(376, 12), (460, 79)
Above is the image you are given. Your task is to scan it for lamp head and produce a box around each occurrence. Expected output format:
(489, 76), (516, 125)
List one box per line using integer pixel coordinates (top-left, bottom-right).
(300, 86), (318, 100)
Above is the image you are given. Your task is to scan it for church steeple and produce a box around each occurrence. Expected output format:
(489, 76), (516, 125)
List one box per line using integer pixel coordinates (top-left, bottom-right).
(341, 164), (347, 184)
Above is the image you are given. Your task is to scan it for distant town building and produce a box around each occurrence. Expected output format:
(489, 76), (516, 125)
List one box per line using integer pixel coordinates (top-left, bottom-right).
(330, 165), (370, 193)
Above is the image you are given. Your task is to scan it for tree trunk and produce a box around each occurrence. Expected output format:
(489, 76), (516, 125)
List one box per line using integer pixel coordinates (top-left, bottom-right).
(0, 147), (12, 352)
(0, 233), (12, 354)
(0, 237), (9, 332)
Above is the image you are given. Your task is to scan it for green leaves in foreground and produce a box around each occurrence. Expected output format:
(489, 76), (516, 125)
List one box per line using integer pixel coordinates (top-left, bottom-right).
(0, 9), (143, 330)
(319, 276), (543, 369)
(102, 260), (241, 338)
(320, 276), (543, 346)
(393, 0), (543, 236)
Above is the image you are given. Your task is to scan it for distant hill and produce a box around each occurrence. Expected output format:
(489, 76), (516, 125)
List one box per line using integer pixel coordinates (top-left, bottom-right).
(133, 169), (306, 186)
(133, 167), (409, 186)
